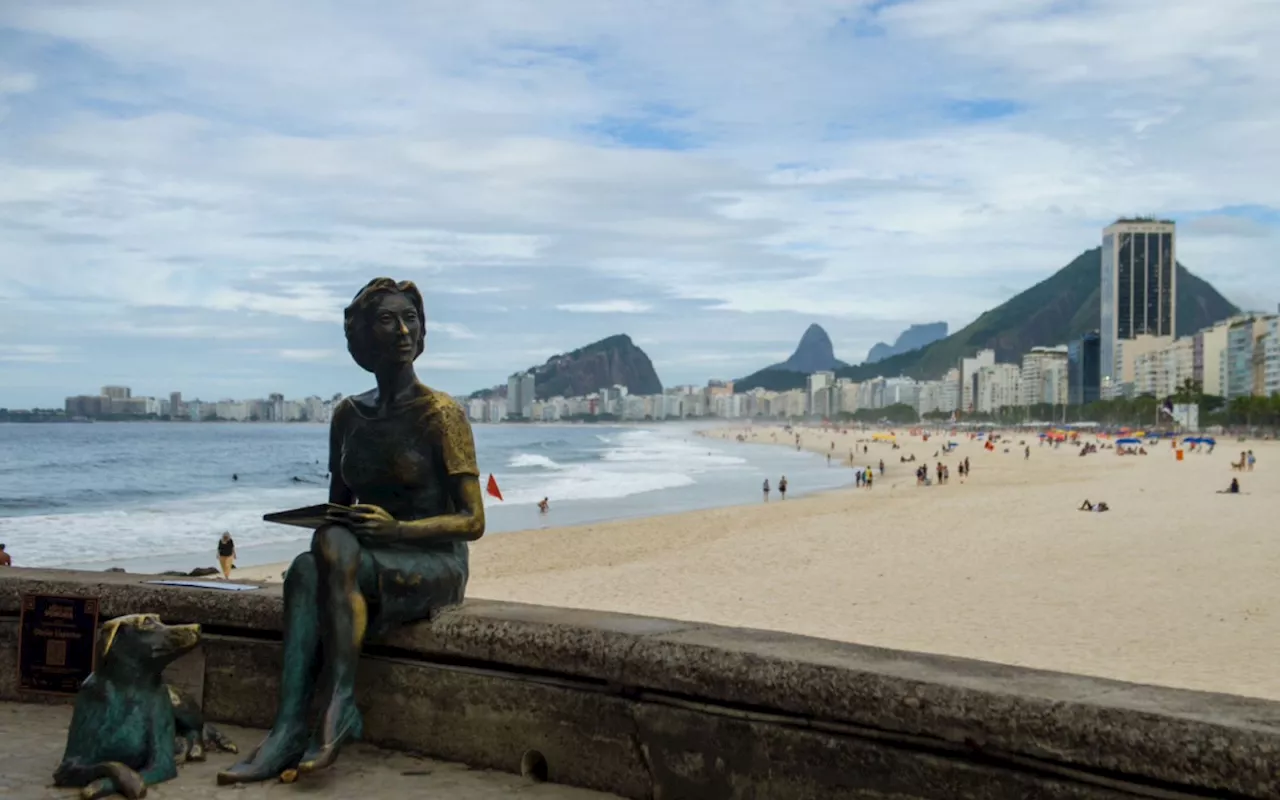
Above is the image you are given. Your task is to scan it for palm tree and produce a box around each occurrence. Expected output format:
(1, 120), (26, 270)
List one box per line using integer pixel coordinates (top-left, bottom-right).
(1173, 378), (1202, 405)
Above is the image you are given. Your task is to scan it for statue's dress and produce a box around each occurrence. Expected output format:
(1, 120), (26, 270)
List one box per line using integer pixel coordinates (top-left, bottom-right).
(331, 388), (479, 634)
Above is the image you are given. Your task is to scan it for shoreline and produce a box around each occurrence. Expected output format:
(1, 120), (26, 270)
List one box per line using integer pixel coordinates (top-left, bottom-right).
(54, 423), (839, 577)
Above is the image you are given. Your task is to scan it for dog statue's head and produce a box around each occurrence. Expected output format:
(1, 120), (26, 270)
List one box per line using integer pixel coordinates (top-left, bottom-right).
(96, 614), (201, 677)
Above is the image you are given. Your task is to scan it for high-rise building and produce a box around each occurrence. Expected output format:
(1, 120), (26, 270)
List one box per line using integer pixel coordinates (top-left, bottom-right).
(519, 372), (536, 418)
(1068, 332), (1100, 405)
(1019, 346), (1069, 407)
(959, 349), (995, 412)
(1100, 218), (1176, 397)
(1223, 316), (1274, 400)
(975, 363), (1021, 413)
(505, 372), (537, 418)
(806, 371), (834, 416)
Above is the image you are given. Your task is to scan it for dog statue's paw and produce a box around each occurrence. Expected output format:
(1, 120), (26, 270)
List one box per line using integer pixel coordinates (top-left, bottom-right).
(79, 779), (112, 800)
(204, 723), (238, 754)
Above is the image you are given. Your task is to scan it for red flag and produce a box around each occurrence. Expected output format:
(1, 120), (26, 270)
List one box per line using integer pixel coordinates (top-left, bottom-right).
(485, 474), (503, 502)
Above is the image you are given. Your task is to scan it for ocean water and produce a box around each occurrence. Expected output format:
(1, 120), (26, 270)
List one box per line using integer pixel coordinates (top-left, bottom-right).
(0, 421), (848, 572)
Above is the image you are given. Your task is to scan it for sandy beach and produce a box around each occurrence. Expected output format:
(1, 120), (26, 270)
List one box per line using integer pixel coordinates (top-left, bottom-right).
(233, 426), (1280, 701)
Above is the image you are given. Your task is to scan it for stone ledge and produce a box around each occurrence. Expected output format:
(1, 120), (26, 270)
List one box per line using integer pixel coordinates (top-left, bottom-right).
(2, 568), (1278, 798)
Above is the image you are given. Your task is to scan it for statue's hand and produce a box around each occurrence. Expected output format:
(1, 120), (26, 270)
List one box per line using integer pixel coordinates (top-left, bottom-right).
(344, 504), (400, 540)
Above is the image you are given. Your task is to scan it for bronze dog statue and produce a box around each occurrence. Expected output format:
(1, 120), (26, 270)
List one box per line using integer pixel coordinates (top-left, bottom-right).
(53, 614), (237, 799)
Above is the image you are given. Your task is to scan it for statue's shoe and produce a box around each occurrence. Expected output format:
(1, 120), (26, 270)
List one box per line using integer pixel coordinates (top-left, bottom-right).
(215, 726), (306, 785)
(296, 695), (364, 774)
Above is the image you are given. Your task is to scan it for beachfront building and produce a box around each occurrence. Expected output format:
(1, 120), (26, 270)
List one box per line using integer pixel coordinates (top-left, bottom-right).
(1019, 346), (1069, 407)
(975, 363), (1021, 414)
(916, 370), (960, 417)
(836, 379), (860, 414)
(806, 371), (835, 416)
(1264, 318), (1280, 397)
(1222, 315), (1277, 400)
(1100, 218), (1177, 398)
(855, 377), (886, 410)
(1132, 336), (1193, 399)
(1192, 319), (1232, 397)
(505, 371), (537, 419)
(959, 349), (995, 413)
(1067, 332), (1101, 405)
(1110, 334), (1174, 399)
(882, 377), (920, 409)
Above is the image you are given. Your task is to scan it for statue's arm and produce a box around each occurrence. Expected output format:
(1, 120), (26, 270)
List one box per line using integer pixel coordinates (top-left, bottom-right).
(395, 474), (485, 542)
(328, 401), (355, 505)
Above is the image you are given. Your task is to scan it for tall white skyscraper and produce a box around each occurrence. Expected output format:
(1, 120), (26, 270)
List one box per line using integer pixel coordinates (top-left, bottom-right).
(1100, 218), (1177, 396)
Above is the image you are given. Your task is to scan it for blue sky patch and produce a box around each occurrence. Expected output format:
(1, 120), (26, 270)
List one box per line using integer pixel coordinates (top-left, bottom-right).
(945, 98), (1024, 121)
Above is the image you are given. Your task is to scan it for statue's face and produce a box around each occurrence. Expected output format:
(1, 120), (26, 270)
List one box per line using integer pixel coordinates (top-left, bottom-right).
(370, 292), (421, 366)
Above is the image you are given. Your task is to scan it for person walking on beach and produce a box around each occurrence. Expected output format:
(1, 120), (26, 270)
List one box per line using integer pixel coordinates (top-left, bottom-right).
(216, 532), (236, 579)
(1247, 450), (1256, 471)
(778, 476), (788, 499)
(762, 478), (770, 502)
(0, 543), (10, 567)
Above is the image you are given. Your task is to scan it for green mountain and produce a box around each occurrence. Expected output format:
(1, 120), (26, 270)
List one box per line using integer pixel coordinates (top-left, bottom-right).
(736, 247), (1239, 392)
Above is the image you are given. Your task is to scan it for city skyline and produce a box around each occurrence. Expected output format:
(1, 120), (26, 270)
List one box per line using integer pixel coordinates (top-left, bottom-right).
(3, 2), (1280, 408)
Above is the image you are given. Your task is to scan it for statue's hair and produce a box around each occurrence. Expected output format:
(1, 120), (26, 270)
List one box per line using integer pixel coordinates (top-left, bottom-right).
(343, 278), (426, 372)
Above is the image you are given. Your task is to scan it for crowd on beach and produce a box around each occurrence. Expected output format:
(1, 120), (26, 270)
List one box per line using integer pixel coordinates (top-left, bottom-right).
(718, 422), (1266, 515)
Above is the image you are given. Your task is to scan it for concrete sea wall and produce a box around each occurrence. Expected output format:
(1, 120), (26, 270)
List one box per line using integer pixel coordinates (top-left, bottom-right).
(1, 568), (1278, 799)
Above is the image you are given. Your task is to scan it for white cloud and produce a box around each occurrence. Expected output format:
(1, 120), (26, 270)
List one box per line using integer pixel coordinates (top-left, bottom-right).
(429, 321), (479, 339)
(555, 300), (653, 314)
(0, 71), (37, 95)
(0, 345), (70, 363)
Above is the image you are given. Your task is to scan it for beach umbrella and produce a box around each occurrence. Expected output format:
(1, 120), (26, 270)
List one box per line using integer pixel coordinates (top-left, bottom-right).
(1201, 436), (1216, 445)
(1116, 437), (1141, 445)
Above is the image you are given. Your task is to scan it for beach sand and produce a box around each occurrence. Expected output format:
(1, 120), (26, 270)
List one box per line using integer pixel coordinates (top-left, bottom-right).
(234, 427), (1280, 701)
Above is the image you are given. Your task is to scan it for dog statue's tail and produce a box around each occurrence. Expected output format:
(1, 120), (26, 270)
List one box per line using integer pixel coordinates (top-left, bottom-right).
(53, 759), (146, 800)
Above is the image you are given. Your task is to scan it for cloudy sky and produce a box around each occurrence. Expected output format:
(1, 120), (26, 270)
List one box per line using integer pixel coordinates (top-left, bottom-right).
(2, 1), (1279, 408)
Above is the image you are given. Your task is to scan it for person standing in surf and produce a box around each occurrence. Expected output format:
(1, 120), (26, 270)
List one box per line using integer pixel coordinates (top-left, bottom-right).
(216, 533), (236, 579)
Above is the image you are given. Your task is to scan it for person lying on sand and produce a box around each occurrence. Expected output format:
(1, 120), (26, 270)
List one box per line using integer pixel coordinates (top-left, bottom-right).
(1079, 500), (1109, 512)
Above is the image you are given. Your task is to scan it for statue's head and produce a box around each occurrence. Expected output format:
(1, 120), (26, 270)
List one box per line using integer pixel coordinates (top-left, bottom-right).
(344, 278), (426, 373)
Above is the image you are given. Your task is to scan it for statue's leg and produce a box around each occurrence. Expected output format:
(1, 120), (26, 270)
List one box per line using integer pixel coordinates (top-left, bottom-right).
(215, 552), (320, 784)
(296, 525), (369, 774)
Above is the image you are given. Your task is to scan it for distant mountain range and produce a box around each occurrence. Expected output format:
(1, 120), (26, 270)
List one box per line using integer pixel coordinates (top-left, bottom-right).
(865, 322), (948, 364)
(735, 247), (1239, 393)
(470, 334), (663, 400)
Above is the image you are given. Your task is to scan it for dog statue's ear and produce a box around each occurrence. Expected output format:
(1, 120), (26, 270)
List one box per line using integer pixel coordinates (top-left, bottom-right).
(98, 619), (123, 660)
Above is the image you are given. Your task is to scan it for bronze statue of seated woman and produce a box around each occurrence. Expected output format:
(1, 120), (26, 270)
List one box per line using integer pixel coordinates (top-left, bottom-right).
(218, 278), (486, 784)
